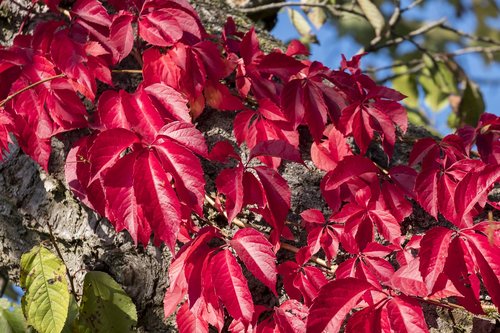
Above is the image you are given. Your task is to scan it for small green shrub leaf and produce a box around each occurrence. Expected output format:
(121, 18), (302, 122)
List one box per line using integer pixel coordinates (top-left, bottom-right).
(77, 271), (137, 333)
(20, 246), (70, 333)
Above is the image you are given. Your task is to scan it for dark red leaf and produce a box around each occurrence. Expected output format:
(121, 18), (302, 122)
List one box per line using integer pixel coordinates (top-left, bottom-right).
(249, 139), (303, 165)
(257, 51), (306, 80)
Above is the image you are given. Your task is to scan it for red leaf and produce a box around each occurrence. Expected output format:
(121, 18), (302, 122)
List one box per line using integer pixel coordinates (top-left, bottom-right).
(444, 237), (483, 314)
(311, 125), (352, 171)
(274, 300), (308, 333)
(50, 29), (96, 99)
(306, 278), (374, 333)
(138, 9), (184, 46)
(230, 228), (277, 295)
(109, 13), (135, 63)
(455, 164), (500, 226)
(415, 166), (439, 219)
(104, 151), (152, 245)
(390, 258), (428, 298)
(153, 136), (206, 216)
(234, 99), (298, 169)
(216, 164), (244, 223)
(176, 302), (209, 333)
(133, 150), (182, 251)
(0, 108), (12, 159)
(281, 75), (330, 141)
(211, 249), (255, 323)
(71, 0), (111, 27)
(253, 166), (291, 237)
(209, 141), (240, 163)
(156, 121), (207, 158)
(257, 51), (306, 80)
(88, 128), (140, 182)
(286, 40), (309, 56)
(204, 80), (243, 111)
(463, 230), (500, 309)
(386, 296), (429, 333)
(249, 139), (303, 165)
(419, 227), (453, 294)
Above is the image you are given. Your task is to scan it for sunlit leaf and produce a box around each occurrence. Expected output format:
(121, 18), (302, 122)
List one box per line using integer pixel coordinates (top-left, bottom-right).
(20, 246), (70, 333)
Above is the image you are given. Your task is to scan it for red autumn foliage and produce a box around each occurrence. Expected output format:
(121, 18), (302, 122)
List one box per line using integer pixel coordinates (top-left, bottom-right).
(1, 1), (499, 332)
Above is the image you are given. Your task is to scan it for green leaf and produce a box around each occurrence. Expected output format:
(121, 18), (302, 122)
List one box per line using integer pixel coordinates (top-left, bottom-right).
(449, 79), (485, 128)
(61, 296), (79, 333)
(0, 299), (28, 333)
(418, 74), (449, 112)
(20, 246), (70, 333)
(392, 66), (419, 108)
(288, 8), (312, 37)
(422, 56), (458, 94)
(76, 271), (137, 333)
(357, 0), (385, 37)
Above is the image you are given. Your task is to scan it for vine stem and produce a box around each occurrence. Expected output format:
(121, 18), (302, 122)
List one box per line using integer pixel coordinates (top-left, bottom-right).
(45, 219), (79, 302)
(204, 194), (337, 273)
(0, 74), (65, 108)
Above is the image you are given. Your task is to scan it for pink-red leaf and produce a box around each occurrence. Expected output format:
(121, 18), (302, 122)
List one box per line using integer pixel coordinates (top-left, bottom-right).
(419, 227), (453, 294)
(216, 164), (244, 223)
(230, 228), (277, 295)
(306, 278), (374, 333)
(386, 296), (429, 333)
(133, 150), (182, 251)
(176, 302), (209, 333)
(211, 249), (255, 323)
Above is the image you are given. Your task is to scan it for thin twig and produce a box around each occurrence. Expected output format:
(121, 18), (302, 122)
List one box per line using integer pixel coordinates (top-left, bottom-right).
(236, 1), (365, 18)
(448, 45), (500, 57)
(112, 69), (143, 74)
(46, 220), (79, 301)
(363, 18), (446, 53)
(0, 74), (65, 108)
(440, 24), (500, 46)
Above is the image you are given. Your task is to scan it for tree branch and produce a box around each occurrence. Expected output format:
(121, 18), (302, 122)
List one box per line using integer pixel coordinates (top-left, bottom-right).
(236, 1), (365, 18)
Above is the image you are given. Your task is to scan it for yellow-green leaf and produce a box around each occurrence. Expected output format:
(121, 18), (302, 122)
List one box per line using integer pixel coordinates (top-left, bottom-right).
(0, 299), (28, 333)
(288, 8), (312, 36)
(20, 246), (70, 333)
(358, 0), (385, 37)
(422, 56), (458, 94)
(76, 271), (137, 333)
(392, 66), (419, 108)
(419, 74), (449, 112)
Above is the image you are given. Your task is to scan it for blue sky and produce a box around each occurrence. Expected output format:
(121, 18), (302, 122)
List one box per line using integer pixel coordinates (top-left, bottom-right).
(271, 1), (500, 134)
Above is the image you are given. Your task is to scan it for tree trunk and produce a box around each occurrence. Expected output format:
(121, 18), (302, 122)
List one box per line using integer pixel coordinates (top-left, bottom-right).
(0, 1), (496, 332)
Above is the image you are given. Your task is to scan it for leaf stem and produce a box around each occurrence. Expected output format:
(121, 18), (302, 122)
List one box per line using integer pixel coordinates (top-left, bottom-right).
(0, 74), (66, 108)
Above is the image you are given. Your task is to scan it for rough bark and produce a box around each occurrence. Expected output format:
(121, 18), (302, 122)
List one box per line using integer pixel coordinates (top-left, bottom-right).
(0, 1), (497, 332)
